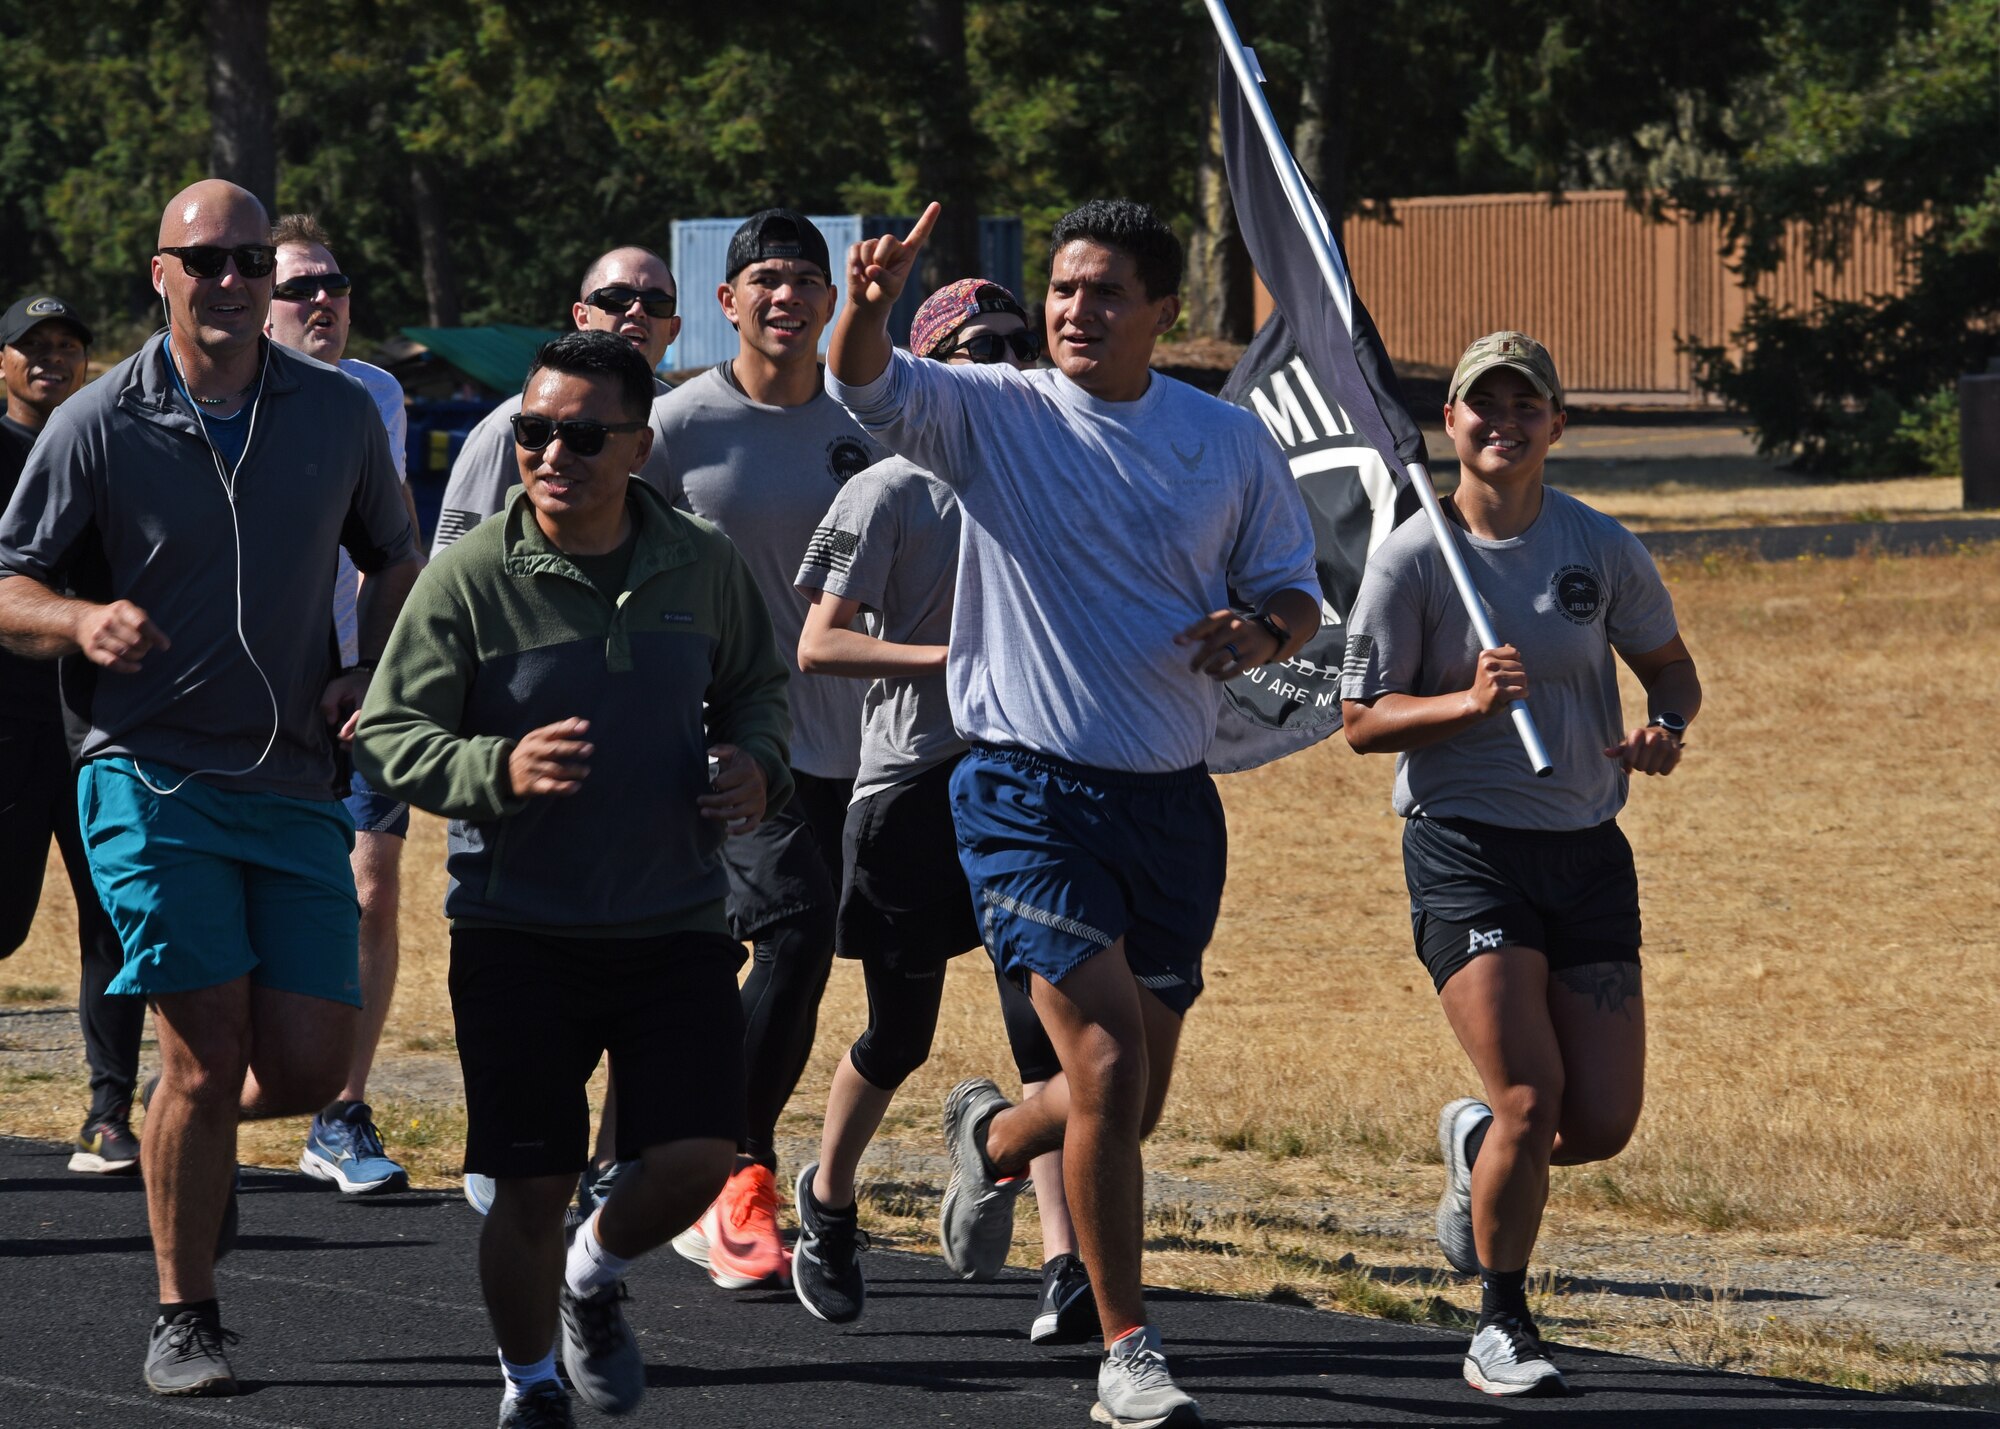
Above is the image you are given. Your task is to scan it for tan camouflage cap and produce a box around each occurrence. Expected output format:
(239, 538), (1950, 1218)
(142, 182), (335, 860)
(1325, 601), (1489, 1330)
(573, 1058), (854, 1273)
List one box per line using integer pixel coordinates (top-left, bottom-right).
(1448, 331), (1564, 409)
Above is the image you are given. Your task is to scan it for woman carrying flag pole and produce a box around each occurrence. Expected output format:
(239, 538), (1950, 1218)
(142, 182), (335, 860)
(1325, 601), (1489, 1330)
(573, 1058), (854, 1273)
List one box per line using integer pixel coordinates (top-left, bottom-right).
(1340, 331), (1701, 1396)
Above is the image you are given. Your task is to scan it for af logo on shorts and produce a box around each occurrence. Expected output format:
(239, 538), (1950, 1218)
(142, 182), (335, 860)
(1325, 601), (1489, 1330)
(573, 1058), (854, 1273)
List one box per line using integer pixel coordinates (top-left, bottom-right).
(826, 438), (873, 484)
(1467, 926), (1506, 954)
(1550, 564), (1604, 624)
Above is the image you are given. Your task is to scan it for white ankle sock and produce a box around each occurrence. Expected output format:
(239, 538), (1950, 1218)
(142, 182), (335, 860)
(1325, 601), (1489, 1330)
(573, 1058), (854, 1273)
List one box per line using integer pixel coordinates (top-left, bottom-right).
(565, 1207), (636, 1296)
(499, 1347), (557, 1401)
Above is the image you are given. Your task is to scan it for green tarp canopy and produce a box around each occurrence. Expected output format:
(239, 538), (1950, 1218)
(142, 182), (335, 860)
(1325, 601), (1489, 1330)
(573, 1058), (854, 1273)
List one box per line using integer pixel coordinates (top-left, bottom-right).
(399, 323), (559, 395)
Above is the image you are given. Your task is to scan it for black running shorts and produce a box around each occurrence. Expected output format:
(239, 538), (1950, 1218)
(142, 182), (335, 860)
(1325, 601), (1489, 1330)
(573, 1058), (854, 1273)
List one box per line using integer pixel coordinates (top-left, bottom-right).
(1403, 814), (1641, 993)
(837, 756), (980, 970)
(450, 926), (747, 1178)
(720, 768), (850, 939)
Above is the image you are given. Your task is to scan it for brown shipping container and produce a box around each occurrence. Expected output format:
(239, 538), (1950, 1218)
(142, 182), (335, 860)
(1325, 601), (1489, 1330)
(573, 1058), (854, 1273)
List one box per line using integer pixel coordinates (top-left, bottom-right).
(1257, 191), (1923, 404)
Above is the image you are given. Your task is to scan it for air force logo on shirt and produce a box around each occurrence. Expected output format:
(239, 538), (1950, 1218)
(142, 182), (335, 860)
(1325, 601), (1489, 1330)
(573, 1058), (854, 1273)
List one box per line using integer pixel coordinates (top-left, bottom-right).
(1550, 564), (1604, 624)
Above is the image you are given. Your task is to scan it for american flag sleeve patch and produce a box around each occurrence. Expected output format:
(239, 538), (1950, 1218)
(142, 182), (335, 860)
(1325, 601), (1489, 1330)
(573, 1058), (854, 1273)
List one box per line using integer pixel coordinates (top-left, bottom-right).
(432, 508), (481, 550)
(1339, 633), (1375, 698)
(800, 525), (861, 575)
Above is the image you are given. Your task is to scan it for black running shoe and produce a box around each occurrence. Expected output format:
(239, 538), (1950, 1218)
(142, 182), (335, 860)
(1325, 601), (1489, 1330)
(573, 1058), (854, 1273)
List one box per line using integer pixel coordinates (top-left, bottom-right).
(498, 1379), (576, 1427)
(1031, 1252), (1099, 1345)
(143, 1312), (240, 1396)
(71, 1108), (141, 1174)
(792, 1161), (868, 1323)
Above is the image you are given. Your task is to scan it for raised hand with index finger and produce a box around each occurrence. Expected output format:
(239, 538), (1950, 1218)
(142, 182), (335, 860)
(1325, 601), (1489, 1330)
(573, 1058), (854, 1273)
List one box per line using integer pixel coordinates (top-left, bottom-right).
(847, 202), (940, 315)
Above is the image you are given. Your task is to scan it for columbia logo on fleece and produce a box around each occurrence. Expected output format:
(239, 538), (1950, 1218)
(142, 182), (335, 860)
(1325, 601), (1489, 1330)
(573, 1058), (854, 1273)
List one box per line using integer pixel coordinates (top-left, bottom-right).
(662, 611), (694, 624)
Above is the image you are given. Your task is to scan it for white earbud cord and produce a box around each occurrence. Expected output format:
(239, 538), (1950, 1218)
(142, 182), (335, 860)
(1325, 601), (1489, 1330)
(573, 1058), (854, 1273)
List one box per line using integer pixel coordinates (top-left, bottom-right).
(139, 337), (281, 797)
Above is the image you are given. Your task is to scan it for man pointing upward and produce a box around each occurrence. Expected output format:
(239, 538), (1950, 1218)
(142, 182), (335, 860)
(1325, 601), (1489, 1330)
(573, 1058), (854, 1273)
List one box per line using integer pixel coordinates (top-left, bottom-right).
(827, 199), (1321, 1429)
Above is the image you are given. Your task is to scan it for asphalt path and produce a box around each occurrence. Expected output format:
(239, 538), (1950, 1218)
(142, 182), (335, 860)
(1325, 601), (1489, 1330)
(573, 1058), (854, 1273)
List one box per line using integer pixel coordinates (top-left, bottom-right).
(3, 1138), (1994, 1428)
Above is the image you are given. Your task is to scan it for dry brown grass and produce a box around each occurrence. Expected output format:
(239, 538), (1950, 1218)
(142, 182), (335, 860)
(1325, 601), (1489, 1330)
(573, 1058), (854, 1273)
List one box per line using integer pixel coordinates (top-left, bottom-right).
(4, 538), (1997, 1401)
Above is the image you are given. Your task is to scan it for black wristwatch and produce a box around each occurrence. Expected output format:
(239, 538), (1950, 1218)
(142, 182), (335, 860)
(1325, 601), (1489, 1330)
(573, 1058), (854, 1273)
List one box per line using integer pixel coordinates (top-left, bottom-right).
(1251, 609), (1291, 657)
(347, 657), (379, 676)
(1647, 712), (1688, 745)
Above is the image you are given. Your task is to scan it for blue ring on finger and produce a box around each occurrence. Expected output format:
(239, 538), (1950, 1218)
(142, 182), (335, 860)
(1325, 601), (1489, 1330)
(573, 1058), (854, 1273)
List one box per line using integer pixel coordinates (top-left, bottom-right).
(1224, 642), (1241, 660)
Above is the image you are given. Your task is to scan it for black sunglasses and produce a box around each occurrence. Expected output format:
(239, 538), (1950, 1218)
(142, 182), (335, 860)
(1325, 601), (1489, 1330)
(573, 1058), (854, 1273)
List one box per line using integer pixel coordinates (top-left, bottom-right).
(511, 412), (646, 457)
(158, 244), (278, 280)
(584, 285), (677, 320)
(272, 273), (353, 302)
(936, 329), (1041, 364)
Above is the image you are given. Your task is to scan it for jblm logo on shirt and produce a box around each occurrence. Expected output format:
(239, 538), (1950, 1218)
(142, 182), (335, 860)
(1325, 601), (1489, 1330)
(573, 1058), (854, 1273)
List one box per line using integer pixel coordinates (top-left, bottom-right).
(1550, 565), (1604, 625)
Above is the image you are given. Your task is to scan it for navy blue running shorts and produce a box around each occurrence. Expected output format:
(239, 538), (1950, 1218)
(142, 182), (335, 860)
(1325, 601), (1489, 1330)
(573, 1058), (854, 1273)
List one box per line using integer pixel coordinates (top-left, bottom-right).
(342, 767), (410, 839)
(1403, 814), (1641, 993)
(949, 743), (1225, 1017)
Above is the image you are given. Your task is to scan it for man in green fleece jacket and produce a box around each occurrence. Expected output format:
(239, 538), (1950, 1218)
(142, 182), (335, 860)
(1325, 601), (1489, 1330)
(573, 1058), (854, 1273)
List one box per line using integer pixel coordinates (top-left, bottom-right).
(354, 330), (791, 1428)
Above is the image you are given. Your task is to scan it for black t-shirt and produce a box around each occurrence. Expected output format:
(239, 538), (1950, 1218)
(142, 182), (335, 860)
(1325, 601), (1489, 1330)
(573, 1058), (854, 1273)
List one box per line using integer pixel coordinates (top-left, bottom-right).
(563, 526), (637, 605)
(0, 414), (59, 722)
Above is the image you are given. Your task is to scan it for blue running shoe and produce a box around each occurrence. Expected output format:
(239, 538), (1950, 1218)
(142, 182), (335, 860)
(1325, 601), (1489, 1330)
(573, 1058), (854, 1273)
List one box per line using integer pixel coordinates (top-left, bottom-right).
(300, 1103), (409, 1194)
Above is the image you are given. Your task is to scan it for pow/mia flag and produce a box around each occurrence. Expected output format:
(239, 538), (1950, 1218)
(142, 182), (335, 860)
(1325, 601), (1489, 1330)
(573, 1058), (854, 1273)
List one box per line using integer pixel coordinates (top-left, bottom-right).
(1207, 50), (1425, 775)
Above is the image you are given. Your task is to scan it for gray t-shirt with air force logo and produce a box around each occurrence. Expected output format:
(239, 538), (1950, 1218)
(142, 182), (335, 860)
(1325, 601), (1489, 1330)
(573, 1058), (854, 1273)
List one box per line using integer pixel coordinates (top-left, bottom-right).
(654, 364), (884, 779)
(1340, 485), (1679, 829)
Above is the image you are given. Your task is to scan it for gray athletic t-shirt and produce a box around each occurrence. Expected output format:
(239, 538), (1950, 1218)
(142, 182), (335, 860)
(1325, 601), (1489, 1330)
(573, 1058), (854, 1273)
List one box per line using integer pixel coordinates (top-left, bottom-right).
(430, 375), (674, 554)
(827, 352), (1320, 773)
(1339, 486), (1680, 829)
(794, 456), (962, 801)
(656, 364), (883, 780)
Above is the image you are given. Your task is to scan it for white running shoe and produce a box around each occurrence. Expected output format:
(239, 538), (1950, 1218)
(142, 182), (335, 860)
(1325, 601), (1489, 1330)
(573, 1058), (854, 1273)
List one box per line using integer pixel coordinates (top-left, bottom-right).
(464, 1172), (497, 1216)
(1462, 1316), (1566, 1397)
(1091, 1325), (1204, 1428)
(1435, 1097), (1491, 1275)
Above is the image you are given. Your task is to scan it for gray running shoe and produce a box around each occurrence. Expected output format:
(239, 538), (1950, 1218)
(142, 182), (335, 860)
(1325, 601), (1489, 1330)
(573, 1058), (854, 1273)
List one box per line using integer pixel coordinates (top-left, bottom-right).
(558, 1280), (644, 1415)
(1462, 1316), (1566, 1396)
(1091, 1325), (1204, 1428)
(498, 1380), (576, 1427)
(939, 1078), (1025, 1281)
(1436, 1097), (1491, 1275)
(143, 1312), (239, 1397)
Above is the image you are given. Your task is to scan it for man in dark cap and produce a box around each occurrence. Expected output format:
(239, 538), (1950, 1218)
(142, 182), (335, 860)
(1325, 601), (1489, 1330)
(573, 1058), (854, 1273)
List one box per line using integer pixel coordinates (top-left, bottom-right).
(656, 208), (886, 1292)
(0, 294), (148, 1180)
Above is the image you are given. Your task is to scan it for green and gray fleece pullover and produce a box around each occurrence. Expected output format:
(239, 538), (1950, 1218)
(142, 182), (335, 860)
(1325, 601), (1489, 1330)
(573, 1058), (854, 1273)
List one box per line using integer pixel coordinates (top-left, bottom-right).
(354, 481), (793, 937)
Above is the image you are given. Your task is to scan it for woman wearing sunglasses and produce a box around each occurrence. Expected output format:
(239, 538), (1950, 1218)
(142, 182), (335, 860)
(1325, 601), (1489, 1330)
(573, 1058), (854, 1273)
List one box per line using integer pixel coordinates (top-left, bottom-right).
(786, 279), (1095, 1346)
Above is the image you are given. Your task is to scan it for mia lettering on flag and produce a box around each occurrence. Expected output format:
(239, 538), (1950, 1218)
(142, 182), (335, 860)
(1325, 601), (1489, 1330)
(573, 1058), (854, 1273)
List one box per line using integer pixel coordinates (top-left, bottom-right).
(1205, 25), (1429, 775)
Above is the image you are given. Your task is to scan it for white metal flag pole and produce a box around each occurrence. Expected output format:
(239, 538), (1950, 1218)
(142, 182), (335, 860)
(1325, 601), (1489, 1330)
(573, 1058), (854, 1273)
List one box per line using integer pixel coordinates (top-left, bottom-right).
(1205, 0), (1554, 777)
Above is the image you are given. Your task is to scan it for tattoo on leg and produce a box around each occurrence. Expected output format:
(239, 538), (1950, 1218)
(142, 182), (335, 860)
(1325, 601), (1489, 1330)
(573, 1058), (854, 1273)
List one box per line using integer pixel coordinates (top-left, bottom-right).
(1555, 961), (1641, 1016)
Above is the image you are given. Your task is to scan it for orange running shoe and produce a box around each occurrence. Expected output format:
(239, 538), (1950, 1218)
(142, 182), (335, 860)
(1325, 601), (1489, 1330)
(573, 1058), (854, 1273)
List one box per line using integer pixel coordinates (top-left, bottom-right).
(671, 1163), (792, 1288)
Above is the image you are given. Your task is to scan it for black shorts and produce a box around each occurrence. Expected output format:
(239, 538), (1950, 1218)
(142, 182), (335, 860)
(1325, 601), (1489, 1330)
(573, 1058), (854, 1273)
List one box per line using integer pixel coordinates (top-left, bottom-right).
(1403, 815), (1642, 993)
(838, 757), (980, 970)
(450, 925), (747, 1178)
(722, 768), (850, 939)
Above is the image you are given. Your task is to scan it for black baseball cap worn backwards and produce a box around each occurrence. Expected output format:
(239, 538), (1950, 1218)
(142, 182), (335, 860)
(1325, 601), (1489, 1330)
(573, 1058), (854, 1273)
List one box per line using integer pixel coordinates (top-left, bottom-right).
(726, 209), (831, 282)
(0, 295), (93, 349)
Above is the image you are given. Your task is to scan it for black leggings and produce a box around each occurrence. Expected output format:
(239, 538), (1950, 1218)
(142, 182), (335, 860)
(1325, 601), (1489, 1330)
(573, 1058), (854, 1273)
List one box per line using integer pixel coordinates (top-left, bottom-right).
(739, 903), (837, 1169)
(0, 717), (144, 1116)
(850, 956), (1061, 1092)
